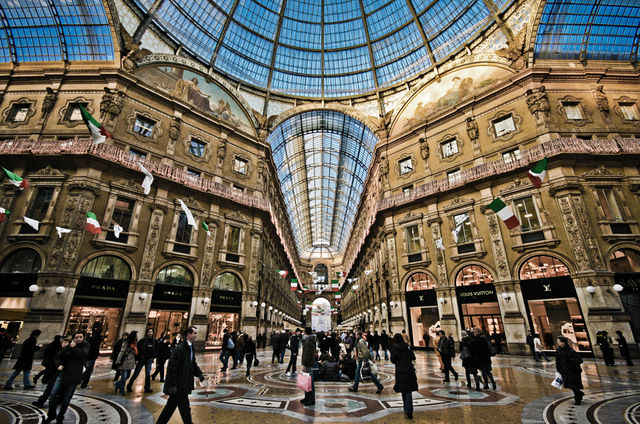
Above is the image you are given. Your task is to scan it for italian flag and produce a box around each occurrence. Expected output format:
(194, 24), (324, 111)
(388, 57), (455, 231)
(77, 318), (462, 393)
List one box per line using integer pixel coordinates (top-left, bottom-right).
(0, 207), (10, 222)
(290, 278), (298, 291)
(335, 292), (342, 300)
(276, 270), (288, 278)
(488, 197), (520, 230)
(86, 212), (102, 234)
(528, 157), (547, 188)
(79, 104), (112, 144)
(331, 280), (340, 291)
(201, 221), (210, 236)
(336, 271), (344, 278)
(2, 167), (28, 190)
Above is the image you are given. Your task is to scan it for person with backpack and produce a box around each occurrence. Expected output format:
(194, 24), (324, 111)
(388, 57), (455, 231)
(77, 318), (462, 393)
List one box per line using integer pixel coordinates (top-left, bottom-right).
(348, 332), (384, 394)
(459, 330), (480, 390)
(229, 331), (238, 369)
(4, 329), (41, 390)
(472, 327), (496, 390)
(0, 326), (13, 367)
(391, 333), (418, 419)
(437, 330), (458, 383)
(286, 328), (301, 376)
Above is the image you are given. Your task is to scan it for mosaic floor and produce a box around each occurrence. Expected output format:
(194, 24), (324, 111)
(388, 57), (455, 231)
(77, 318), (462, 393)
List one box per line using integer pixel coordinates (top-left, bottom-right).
(1, 349), (638, 423)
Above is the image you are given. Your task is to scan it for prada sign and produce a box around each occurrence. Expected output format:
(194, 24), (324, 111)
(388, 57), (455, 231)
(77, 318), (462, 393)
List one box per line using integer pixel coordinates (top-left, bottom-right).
(151, 284), (193, 305)
(520, 276), (576, 300)
(405, 289), (437, 307)
(614, 273), (640, 294)
(75, 277), (130, 299)
(211, 289), (242, 306)
(456, 284), (498, 304)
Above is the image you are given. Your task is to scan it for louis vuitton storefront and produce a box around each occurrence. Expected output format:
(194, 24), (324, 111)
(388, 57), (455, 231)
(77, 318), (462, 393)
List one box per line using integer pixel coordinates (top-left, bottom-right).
(405, 272), (438, 350)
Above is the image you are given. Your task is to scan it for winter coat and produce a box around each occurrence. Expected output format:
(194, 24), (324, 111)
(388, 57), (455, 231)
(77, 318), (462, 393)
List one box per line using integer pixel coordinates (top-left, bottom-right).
(324, 360), (340, 381)
(163, 341), (203, 396)
(236, 334), (246, 354)
(270, 333), (280, 349)
(277, 334), (288, 351)
(438, 335), (454, 357)
(301, 335), (317, 369)
(340, 357), (356, 379)
(470, 334), (492, 368)
(116, 344), (137, 371)
(288, 334), (300, 354)
(41, 340), (61, 369)
(156, 340), (171, 361)
(86, 332), (102, 361)
(244, 339), (256, 357)
(111, 338), (125, 370)
(380, 333), (390, 349)
(355, 337), (371, 361)
(460, 336), (477, 371)
(222, 333), (231, 351)
(555, 345), (583, 390)
(13, 336), (40, 371)
(370, 333), (380, 349)
(59, 341), (90, 386)
(137, 337), (157, 361)
(390, 341), (418, 393)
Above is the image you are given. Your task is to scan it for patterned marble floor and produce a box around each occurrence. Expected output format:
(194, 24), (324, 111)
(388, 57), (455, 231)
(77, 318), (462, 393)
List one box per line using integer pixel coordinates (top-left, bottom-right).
(1, 349), (638, 423)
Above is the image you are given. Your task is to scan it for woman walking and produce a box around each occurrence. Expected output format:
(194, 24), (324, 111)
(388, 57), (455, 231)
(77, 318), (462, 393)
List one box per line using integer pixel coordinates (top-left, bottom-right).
(3, 329), (41, 390)
(437, 330), (458, 383)
(390, 333), (418, 419)
(151, 336), (171, 382)
(472, 328), (496, 390)
(115, 331), (137, 395)
(555, 336), (584, 405)
(111, 332), (129, 382)
(460, 330), (480, 390)
(244, 335), (257, 377)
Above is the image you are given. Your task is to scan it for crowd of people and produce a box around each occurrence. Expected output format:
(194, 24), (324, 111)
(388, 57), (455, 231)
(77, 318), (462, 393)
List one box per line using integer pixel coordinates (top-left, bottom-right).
(0, 322), (635, 422)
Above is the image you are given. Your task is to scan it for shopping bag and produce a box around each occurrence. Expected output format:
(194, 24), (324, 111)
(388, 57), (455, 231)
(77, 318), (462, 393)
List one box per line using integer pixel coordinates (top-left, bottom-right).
(297, 372), (312, 392)
(360, 361), (372, 381)
(369, 361), (379, 377)
(551, 372), (564, 390)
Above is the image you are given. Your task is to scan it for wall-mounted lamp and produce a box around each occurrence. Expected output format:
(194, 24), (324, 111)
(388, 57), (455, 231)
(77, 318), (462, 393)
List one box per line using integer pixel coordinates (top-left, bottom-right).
(389, 301), (396, 309)
(55, 286), (66, 296)
(381, 302), (386, 309)
(613, 284), (624, 293)
(501, 292), (511, 303)
(438, 297), (447, 305)
(274, 309), (278, 314)
(269, 305), (273, 311)
(374, 306), (379, 311)
(586, 285), (596, 296)
(261, 302), (266, 308)
(202, 297), (210, 305)
(139, 292), (148, 301)
(251, 300), (258, 308)
(29, 284), (39, 294)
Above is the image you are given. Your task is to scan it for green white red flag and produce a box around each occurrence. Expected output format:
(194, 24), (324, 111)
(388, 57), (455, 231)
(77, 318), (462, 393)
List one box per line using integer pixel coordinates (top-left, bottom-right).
(331, 280), (340, 291)
(201, 221), (210, 236)
(79, 105), (112, 144)
(86, 212), (102, 234)
(528, 157), (547, 188)
(336, 271), (344, 277)
(290, 278), (298, 291)
(488, 197), (520, 230)
(335, 292), (342, 300)
(276, 270), (288, 278)
(2, 167), (28, 190)
(0, 207), (10, 222)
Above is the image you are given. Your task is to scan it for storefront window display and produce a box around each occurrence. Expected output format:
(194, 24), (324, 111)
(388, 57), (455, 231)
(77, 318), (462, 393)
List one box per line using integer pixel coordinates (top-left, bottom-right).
(207, 272), (242, 348)
(455, 265), (507, 353)
(148, 310), (189, 341)
(520, 256), (592, 352)
(405, 272), (438, 349)
(206, 312), (239, 348)
(150, 264), (194, 340)
(66, 306), (123, 350)
(610, 249), (640, 342)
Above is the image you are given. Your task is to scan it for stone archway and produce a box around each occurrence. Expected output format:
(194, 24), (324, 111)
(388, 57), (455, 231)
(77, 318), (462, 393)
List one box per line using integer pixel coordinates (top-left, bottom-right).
(311, 297), (332, 332)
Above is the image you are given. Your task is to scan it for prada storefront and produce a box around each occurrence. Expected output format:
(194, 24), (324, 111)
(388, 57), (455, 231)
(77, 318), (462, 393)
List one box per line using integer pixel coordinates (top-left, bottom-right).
(148, 265), (193, 339)
(405, 272), (438, 350)
(455, 265), (507, 354)
(206, 272), (242, 349)
(520, 255), (591, 353)
(66, 255), (131, 350)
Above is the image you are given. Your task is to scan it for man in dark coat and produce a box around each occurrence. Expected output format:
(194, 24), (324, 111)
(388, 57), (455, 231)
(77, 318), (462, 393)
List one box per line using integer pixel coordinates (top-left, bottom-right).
(380, 330), (390, 360)
(157, 326), (204, 424)
(371, 331), (381, 360)
(596, 330), (615, 366)
(0, 326), (13, 367)
(390, 333), (418, 419)
(127, 327), (157, 392)
(152, 336), (171, 382)
(526, 329), (535, 359)
(3, 329), (41, 389)
(615, 330), (633, 366)
(45, 331), (90, 424)
(437, 330), (458, 383)
(472, 328), (496, 390)
(555, 336), (583, 405)
(277, 330), (288, 363)
(80, 322), (102, 388)
(300, 327), (317, 406)
(271, 331), (281, 363)
(220, 328), (231, 371)
(33, 337), (70, 408)
(286, 329), (301, 376)
(33, 335), (62, 386)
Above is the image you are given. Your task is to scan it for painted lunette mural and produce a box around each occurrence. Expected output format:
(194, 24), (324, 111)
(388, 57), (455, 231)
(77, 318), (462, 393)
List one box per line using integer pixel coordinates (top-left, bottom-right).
(134, 66), (251, 130)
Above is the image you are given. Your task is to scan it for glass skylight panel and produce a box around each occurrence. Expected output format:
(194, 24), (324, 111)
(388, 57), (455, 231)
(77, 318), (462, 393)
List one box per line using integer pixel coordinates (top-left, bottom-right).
(431, 1), (489, 61)
(234, 1), (280, 39)
(372, 23), (422, 65)
(324, 72), (375, 97)
(275, 46), (322, 74)
(4, 2), (62, 62)
(324, 0), (362, 22)
(223, 23), (273, 65)
(173, 0), (228, 35)
(280, 19), (322, 49)
(215, 47), (269, 87)
(365, 0), (412, 40)
(419, 0), (461, 38)
(375, 47), (427, 86)
(0, 27), (11, 62)
(284, 0), (321, 22)
(271, 72), (322, 96)
(155, 1), (218, 59)
(324, 46), (371, 74)
(324, 20), (367, 49)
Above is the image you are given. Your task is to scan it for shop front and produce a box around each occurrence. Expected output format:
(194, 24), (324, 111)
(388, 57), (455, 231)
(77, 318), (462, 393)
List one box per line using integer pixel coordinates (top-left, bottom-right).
(149, 264), (194, 340)
(610, 248), (640, 343)
(206, 272), (242, 349)
(455, 264), (507, 353)
(520, 255), (592, 353)
(66, 255), (131, 350)
(405, 272), (438, 350)
(0, 248), (42, 341)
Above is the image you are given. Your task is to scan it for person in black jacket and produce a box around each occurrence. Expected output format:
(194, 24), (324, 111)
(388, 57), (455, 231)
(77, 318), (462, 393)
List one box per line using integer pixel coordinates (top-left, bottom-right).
(32, 337), (70, 408)
(45, 331), (90, 424)
(3, 329), (41, 390)
(596, 330), (615, 366)
(391, 333), (418, 419)
(300, 327), (317, 406)
(244, 335), (257, 377)
(152, 336), (171, 382)
(437, 330), (458, 383)
(270, 331), (281, 364)
(220, 328), (231, 371)
(615, 330), (633, 366)
(286, 329), (301, 376)
(277, 330), (288, 364)
(80, 322), (102, 388)
(371, 331), (381, 360)
(472, 328), (496, 390)
(460, 330), (480, 390)
(127, 327), (157, 393)
(380, 330), (390, 360)
(33, 335), (62, 386)
(555, 336), (584, 405)
(110, 332), (129, 382)
(157, 326), (204, 424)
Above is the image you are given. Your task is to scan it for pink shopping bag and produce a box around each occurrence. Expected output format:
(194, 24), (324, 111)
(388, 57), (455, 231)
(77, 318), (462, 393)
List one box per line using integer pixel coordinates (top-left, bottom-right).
(296, 372), (312, 392)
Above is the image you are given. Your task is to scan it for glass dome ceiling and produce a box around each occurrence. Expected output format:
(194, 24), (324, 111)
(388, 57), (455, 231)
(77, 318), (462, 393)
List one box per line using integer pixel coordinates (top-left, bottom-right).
(133, 0), (508, 98)
(268, 110), (377, 258)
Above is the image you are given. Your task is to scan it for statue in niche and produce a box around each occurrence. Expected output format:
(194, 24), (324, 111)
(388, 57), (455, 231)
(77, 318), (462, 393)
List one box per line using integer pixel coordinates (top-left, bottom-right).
(169, 117), (181, 143)
(379, 156), (389, 183)
(217, 139), (227, 160)
(526, 86), (550, 124)
(100, 87), (112, 118)
(41, 87), (57, 117)
(108, 91), (125, 119)
(594, 85), (609, 119)
(419, 137), (429, 160)
(466, 117), (479, 142)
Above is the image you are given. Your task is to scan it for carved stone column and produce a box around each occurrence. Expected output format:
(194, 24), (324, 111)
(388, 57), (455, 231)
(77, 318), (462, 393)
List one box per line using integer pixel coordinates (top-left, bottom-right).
(383, 224), (404, 333)
(427, 216), (457, 336)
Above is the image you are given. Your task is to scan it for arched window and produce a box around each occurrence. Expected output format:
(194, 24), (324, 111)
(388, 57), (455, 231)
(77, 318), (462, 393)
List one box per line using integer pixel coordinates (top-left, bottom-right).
(519, 255), (570, 280)
(156, 264), (194, 286)
(314, 263), (328, 284)
(213, 272), (241, 291)
(0, 249), (41, 273)
(81, 255), (131, 280)
(610, 249), (640, 273)
(455, 265), (494, 286)
(406, 272), (435, 291)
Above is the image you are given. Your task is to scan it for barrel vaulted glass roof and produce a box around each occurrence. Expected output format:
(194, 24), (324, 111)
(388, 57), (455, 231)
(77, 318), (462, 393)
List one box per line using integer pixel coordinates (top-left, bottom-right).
(0, 0), (114, 63)
(131, 0), (507, 98)
(268, 110), (377, 258)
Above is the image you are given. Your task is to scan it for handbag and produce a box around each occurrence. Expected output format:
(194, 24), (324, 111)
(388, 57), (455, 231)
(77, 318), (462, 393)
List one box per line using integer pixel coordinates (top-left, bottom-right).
(360, 361), (372, 380)
(254, 356), (260, 366)
(296, 372), (312, 392)
(460, 346), (471, 361)
(551, 372), (564, 390)
(369, 361), (378, 377)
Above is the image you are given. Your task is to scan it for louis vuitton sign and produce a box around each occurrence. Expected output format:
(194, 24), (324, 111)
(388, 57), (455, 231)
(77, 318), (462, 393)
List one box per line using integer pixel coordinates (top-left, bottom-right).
(520, 276), (576, 300)
(405, 289), (437, 307)
(456, 284), (498, 304)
